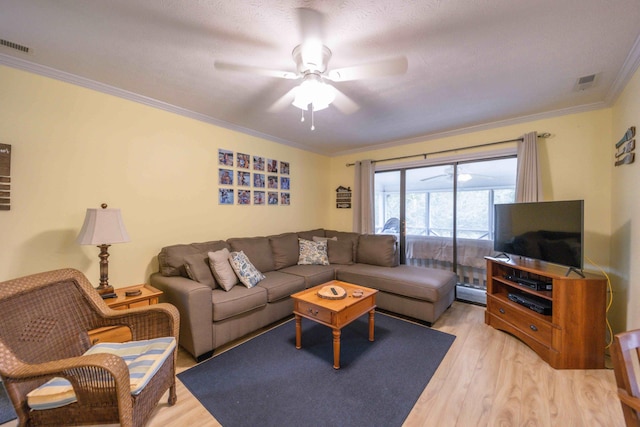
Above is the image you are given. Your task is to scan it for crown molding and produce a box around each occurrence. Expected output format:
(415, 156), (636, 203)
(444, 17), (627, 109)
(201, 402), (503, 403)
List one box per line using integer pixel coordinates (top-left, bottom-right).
(605, 32), (640, 105)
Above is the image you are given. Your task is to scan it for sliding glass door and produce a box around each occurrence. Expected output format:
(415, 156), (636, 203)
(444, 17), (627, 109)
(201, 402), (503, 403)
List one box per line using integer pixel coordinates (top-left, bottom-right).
(375, 157), (517, 302)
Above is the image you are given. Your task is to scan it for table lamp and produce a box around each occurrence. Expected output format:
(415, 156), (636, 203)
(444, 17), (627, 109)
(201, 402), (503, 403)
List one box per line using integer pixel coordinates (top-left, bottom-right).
(76, 203), (130, 296)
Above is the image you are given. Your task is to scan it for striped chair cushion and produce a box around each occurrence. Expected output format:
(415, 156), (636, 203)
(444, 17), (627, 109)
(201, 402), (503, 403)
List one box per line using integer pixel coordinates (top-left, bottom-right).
(27, 337), (176, 410)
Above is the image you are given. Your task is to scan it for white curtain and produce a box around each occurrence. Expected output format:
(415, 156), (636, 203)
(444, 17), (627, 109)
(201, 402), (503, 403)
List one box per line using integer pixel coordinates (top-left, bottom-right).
(516, 131), (543, 202)
(352, 160), (375, 234)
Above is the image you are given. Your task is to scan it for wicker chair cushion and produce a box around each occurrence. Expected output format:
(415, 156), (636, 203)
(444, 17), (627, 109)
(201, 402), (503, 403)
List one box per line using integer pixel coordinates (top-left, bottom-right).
(27, 337), (176, 410)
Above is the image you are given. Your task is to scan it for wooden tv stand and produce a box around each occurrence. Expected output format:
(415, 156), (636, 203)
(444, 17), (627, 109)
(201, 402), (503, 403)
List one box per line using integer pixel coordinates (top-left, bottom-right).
(484, 257), (607, 369)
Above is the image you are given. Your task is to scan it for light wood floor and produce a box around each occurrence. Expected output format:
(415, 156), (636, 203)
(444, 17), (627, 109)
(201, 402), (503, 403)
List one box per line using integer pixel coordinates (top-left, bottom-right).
(1, 301), (624, 426)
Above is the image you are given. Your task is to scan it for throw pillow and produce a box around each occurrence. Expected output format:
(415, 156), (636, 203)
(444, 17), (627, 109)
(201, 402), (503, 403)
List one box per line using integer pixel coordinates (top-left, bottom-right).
(183, 252), (217, 289)
(298, 238), (329, 265)
(228, 251), (265, 288)
(327, 239), (354, 264)
(208, 248), (238, 291)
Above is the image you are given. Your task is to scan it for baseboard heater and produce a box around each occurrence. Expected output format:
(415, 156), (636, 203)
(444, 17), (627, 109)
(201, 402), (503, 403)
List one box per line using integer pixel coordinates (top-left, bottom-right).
(456, 284), (486, 305)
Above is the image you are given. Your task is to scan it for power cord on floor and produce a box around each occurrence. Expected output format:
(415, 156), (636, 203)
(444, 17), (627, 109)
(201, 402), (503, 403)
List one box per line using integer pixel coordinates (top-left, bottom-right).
(585, 255), (613, 349)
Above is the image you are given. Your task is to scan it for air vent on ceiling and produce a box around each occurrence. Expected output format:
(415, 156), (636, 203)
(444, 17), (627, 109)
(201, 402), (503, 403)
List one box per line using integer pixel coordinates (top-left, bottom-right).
(574, 73), (598, 91)
(0, 39), (30, 53)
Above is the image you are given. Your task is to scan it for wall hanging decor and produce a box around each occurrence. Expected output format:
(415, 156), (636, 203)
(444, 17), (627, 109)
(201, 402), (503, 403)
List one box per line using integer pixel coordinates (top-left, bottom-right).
(336, 186), (351, 208)
(0, 144), (11, 211)
(615, 126), (635, 166)
(217, 148), (291, 205)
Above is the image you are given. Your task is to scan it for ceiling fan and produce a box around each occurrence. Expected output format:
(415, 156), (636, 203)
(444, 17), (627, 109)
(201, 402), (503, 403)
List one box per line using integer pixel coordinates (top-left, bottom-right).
(213, 8), (408, 129)
(420, 166), (494, 183)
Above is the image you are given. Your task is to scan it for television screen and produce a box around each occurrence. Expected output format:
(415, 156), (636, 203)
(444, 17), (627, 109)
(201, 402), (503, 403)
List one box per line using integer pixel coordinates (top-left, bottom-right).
(493, 200), (584, 269)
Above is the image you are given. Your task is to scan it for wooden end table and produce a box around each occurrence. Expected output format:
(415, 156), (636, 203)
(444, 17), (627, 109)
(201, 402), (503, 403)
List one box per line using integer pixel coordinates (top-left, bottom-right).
(88, 284), (163, 344)
(291, 280), (378, 369)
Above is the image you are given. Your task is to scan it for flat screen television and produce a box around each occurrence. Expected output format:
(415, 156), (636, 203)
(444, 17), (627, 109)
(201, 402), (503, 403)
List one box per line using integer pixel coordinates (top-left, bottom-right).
(493, 200), (584, 270)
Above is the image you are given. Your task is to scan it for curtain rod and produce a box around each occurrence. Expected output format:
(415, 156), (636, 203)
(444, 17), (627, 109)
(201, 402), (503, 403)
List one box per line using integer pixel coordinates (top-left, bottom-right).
(345, 132), (551, 167)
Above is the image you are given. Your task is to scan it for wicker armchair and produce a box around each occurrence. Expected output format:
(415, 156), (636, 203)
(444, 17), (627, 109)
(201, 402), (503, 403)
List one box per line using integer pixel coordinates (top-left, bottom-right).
(0, 268), (179, 427)
(612, 328), (640, 426)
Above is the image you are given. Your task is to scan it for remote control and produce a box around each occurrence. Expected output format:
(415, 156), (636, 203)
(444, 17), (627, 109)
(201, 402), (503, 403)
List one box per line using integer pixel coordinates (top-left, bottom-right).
(331, 287), (338, 295)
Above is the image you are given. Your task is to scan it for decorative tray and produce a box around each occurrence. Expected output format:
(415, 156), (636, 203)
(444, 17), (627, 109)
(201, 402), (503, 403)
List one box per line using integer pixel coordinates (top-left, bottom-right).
(317, 285), (347, 300)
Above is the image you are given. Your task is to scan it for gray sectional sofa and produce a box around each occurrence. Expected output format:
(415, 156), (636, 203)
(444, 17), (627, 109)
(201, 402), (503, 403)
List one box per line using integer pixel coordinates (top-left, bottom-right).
(150, 229), (456, 361)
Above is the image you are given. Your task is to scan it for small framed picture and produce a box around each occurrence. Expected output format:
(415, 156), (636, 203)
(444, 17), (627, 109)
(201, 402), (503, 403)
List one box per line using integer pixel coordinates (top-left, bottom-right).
(219, 168), (233, 185)
(219, 188), (234, 205)
(218, 149), (234, 166)
(238, 190), (251, 205)
(253, 190), (265, 205)
(280, 177), (290, 190)
(280, 192), (290, 205)
(267, 175), (278, 189)
(253, 156), (265, 171)
(280, 161), (290, 175)
(237, 152), (250, 169)
(268, 192), (278, 205)
(237, 171), (251, 187)
(267, 159), (278, 173)
(253, 173), (265, 188)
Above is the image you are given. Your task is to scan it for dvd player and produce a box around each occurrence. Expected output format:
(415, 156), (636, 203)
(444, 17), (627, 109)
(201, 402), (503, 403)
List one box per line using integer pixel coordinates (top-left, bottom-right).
(508, 292), (552, 315)
(504, 275), (552, 291)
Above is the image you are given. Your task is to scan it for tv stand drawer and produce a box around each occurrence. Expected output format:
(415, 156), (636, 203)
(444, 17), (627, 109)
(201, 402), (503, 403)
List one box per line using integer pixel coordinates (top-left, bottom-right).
(487, 296), (552, 345)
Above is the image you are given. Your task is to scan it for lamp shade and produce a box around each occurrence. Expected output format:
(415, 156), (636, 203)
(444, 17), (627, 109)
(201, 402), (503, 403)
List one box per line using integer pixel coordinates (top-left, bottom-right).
(76, 207), (130, 245)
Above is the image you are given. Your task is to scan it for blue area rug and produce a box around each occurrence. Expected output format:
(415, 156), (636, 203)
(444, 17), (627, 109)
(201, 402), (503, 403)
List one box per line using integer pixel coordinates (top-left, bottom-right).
(178, 313), (455, 427)
(0, 382), (17, 424)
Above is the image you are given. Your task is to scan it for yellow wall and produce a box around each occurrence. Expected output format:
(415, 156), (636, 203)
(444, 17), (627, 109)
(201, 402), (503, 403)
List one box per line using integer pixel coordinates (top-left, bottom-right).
(611, 65), (640, 331)
(0, 65), (330, 286)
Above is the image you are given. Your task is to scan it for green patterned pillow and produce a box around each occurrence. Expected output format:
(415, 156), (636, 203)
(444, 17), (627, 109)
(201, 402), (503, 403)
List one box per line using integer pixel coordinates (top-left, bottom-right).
(297, 238), (329, 265)
(228, 250), (265, 288)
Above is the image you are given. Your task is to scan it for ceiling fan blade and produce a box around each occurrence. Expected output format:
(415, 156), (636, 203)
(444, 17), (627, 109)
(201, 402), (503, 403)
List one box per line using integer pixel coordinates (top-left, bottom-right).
(420, 174), (448, 182)
(267, 87), (298, 112)
(326, 56), (408, 82)
(331, 87), (359, 114)
(214, 61), (298, 79)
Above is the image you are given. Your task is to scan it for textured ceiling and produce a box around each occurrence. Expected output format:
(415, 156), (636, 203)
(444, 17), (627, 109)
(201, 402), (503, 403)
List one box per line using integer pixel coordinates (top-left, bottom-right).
(2, 0), (640, 155)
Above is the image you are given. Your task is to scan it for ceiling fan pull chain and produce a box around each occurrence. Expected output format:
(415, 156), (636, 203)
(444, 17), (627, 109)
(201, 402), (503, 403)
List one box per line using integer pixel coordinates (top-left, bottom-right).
(311, 106), (315, 130)
(300, 109), (305, 123)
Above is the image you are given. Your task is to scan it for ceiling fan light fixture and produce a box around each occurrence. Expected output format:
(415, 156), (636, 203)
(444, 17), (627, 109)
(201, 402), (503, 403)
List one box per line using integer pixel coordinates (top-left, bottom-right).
(458, 173), (472, 182)
(292, 74), (335, 111)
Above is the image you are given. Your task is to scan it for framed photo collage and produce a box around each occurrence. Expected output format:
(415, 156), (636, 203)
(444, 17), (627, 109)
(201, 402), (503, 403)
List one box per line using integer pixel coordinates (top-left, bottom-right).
(218, 149), (290, 206)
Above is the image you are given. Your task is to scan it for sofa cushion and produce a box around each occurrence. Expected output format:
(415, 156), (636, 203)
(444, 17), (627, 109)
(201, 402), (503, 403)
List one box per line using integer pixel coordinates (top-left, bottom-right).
(211, 285), (268, 322)
(327, 239), (354, 265)
(256, 271), (305, 302)
(229, 250), (265, 289)
(158, 240), (230, 277)
(183, 252), (217, 289)
(268, 232), (299, 270)
(297, 228), (325, 241)
(356, 234), (399, 267)
(227, 237), (275, 273)
(27, 337), (176, 410)
(324, 230), (360, 261)
(298, 238), (329, 265)
(279, 264), (336, 288)
(336, 264), (456, 302)
(208, 248), (238, 291)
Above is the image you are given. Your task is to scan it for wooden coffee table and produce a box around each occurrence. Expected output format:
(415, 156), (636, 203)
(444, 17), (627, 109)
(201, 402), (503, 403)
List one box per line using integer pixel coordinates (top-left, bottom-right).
(291, 280), (378, 369)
